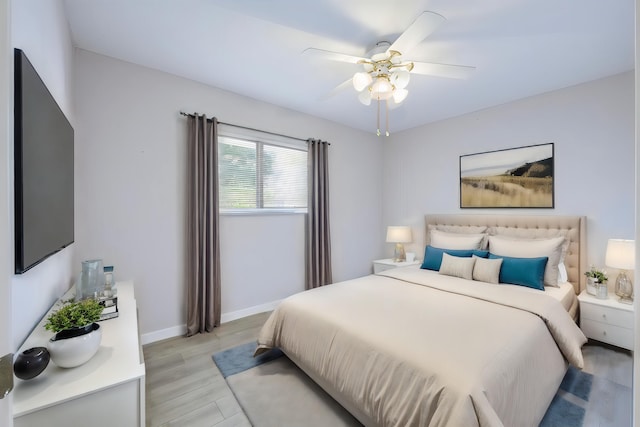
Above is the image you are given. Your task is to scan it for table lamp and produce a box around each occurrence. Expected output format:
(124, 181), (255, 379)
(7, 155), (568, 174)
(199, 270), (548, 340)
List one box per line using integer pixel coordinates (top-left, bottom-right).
(605, 239), (635, 304)
(386, 226), (412, 262)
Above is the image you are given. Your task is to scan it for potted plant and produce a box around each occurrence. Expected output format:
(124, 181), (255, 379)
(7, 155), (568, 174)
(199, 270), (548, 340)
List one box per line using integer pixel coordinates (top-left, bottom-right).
(584, 267), (608, 297)
(44, 299), (104, 368)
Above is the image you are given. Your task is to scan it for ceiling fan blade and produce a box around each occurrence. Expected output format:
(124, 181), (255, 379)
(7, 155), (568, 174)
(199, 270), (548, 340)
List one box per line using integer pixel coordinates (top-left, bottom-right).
(302, 48), (365, 64)
(411, 61), (476, 79)
(319, 78), (353, 101)
(388, 11), (446, 56)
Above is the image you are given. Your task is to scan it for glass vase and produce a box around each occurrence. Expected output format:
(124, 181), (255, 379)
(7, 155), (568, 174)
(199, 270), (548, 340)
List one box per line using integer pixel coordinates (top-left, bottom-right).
(77, 259), (105, 301)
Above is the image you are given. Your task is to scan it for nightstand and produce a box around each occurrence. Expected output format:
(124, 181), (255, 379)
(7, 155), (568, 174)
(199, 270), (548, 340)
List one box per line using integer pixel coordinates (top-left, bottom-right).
(373, 258), (421, 274)
(578, 290), (634, 351)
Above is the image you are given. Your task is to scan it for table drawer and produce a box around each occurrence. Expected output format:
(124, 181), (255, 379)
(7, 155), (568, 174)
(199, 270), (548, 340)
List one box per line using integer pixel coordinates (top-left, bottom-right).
(581, 302), (633, 328)
(581, 319), (633, 350)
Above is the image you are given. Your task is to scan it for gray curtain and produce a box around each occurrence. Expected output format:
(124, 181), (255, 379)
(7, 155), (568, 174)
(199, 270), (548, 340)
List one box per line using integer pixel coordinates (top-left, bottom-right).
(306, 139), (332, 289)
(186, 114), (221, 335)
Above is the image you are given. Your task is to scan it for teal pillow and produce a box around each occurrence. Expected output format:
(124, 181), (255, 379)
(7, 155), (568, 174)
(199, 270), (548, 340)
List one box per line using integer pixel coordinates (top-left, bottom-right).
(488, 253), (548, 290)
(421, 246), (489, 271)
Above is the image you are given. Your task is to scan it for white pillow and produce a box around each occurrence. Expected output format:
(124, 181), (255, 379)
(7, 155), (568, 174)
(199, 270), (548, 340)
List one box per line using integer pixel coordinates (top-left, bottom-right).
(438, 253), (476, 280)
(487, 227), (571, 263)
(430, 229), (486, 250)
(428, 224), (488, 234)
(558, 262), (568, 283)
(488, 235), (566, 287)
(472, 255), (503, 284)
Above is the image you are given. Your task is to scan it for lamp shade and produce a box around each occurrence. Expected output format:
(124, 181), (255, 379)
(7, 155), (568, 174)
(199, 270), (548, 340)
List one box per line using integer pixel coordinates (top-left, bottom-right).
(386, 226), (412, 243)
(605, 239), (635, 270)
(352, 72), (372, 92)
(371, 77), (394, 100)
(358, 89), (372, 105)
(392, 88), (408, 104)
(391, 70), (410, 89)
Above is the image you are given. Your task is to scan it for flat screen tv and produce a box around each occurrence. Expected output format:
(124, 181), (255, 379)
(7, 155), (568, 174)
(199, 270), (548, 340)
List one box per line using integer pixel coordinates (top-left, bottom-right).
(14, 48), (74, 274)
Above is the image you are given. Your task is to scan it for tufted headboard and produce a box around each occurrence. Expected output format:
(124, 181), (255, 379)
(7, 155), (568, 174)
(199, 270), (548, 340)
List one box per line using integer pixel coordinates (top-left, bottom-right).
(425, 214), (586, 294)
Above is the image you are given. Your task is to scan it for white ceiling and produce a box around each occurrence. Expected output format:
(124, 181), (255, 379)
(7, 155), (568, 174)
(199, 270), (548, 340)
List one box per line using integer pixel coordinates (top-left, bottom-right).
(62, 0), (635, 134)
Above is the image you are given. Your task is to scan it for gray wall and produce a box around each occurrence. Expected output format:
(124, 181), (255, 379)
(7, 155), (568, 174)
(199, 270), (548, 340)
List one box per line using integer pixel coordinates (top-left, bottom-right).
(73, 49), (385, 342)
(383, 72), (635, 292)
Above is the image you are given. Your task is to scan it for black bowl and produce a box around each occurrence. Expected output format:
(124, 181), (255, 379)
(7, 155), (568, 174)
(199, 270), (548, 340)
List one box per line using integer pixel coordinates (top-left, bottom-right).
(14, 347), (50, 380)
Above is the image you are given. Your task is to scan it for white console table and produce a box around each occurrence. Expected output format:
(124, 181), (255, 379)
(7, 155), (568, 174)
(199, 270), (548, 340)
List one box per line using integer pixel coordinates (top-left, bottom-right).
(13, 281), (146, 427)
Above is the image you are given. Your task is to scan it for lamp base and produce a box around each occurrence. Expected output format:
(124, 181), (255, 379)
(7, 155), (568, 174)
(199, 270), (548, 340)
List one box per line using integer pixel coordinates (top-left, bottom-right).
(614, 271), (633, 304)
(393, 243), (406, 263)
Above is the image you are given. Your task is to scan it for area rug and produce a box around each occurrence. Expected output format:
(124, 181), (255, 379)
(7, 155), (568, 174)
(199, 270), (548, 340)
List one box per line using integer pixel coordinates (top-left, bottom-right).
(213, 342), (592, 427)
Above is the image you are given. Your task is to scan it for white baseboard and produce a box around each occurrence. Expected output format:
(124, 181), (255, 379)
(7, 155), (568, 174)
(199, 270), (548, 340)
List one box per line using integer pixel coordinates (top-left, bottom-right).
(140, 299), (281, 345)
(141, 324), (187, 345)
(220, 299), (281, 323)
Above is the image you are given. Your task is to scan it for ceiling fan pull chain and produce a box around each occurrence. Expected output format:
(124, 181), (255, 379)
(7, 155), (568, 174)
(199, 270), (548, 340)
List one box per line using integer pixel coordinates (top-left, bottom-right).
(376, 98), (381, 136)
(385, 100), (390, 137)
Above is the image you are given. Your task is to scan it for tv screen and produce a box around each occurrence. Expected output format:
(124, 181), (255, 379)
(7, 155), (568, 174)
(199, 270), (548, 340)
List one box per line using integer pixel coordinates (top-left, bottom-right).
(14, 48), (74, 274)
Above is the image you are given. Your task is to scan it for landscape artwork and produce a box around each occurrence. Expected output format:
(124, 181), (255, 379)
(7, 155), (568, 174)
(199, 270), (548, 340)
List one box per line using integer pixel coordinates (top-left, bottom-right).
(460, 143), (554, 208)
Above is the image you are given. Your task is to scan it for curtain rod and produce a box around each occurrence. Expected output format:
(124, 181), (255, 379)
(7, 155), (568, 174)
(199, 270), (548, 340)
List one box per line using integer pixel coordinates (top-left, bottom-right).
(179, 111), (320, 144)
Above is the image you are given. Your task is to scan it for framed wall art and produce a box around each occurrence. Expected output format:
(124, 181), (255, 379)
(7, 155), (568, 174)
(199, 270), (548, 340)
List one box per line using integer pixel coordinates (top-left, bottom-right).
(460, 143), (554, 208)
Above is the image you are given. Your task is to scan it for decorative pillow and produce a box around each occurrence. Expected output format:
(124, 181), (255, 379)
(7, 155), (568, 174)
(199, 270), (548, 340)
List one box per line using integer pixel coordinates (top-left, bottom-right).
(488, 235), (565, 287)
(489, 253), (548, 290)
(439, 253), (476, 280)
(421, 246), (489, 271)
(430, 229), (486, 250)
(472, 255), (503, 284)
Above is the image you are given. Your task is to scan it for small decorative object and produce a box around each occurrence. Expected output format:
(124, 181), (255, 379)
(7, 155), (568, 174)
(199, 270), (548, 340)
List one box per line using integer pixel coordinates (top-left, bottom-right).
(605, 239), (635, 304)
(77, 259), (105, 301)
(13, 347), (50, 380)
(584, 267), (608, 296)
(386, 226), (412, 262)
(44, 299), (104, 368)
(103, 265), (116, 297)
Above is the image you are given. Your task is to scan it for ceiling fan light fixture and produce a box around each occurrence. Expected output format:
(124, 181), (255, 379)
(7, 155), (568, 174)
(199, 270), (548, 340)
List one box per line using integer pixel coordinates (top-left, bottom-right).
(371, 77), (394, 99)
(391, 70), (410, 89)
(353, 72), (372, 92)
(392, 88), (408, 104)
(358, 89), (372, 105)
(304, 10), (475, 136)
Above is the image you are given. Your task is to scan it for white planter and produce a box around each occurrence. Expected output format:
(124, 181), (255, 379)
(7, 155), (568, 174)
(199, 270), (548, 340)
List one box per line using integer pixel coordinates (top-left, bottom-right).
(586, 277), (598, 296)
(47, 323), (102, 368)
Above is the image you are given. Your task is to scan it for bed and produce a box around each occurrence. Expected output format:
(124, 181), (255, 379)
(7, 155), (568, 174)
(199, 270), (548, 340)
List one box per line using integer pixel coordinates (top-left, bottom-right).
(256, 214), (588, 427)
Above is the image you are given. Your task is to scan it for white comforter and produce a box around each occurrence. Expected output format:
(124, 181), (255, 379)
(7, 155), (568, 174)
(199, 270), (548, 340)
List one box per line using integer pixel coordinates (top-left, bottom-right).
(257, 267), (587, 427)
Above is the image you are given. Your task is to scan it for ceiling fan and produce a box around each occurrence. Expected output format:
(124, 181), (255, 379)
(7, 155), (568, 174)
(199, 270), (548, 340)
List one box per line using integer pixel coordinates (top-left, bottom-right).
(303, 11), (475, 135)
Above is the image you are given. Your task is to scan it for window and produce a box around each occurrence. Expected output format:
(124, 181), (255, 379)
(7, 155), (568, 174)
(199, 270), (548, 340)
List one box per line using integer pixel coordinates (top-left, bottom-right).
(218, 130), (307, 213)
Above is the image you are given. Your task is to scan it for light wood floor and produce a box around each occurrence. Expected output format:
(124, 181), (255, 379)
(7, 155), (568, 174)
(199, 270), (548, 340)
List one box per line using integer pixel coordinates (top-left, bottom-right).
(143, 312), (633, 427)
(143, 312), (270, 427)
